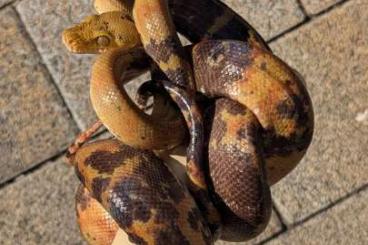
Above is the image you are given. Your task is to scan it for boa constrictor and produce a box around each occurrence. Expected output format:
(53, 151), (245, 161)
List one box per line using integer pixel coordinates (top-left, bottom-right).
(63, 0), (314, 244)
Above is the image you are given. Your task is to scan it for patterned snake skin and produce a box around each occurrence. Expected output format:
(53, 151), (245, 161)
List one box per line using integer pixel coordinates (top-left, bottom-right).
(63, 0), (314, 244)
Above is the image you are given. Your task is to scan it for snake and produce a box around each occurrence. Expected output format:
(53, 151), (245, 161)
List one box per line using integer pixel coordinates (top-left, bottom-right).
(63, 0), (314, 244)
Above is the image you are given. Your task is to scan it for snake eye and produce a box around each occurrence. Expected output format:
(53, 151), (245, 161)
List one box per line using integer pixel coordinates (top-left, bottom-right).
(97, 36), (110, 46)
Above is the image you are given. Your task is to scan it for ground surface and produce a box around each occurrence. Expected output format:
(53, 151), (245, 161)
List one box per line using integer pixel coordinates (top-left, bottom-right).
(0, 0), (367, 244)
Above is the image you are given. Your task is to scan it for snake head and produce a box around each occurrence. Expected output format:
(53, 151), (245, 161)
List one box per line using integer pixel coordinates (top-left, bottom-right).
(62, 11), (141, 54)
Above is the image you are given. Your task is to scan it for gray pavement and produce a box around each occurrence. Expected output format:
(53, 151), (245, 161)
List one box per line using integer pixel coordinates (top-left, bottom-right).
(0, 0), (367, 244)
(270, 0), (368, 225)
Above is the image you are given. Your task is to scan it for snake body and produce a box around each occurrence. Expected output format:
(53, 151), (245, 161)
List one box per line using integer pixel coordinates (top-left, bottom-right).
(73, 139), (211, 244)
(89, 47), (185, 150)
(63, 0), (314, 244)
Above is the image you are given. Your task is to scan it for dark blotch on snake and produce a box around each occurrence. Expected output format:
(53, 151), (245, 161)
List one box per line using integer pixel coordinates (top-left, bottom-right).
(91, 177), (111, 202)
(145, 37), (186, 63)
(132, 199), (151, 223)
(108, 177), (136, 228)
(85, 150), (126, 175)
(165, 68), (193, 87)
(187, 208), (201, 231)
(154, 203), (179, 223)
(276, 99), (297, 120)
(226, 101), (247, 116)
(128, 233), (148, 245)
(166, 181), (186, 204)
(260, 62), (267, 71)
(154, 224), (190, 245)
(133, 155), (186, 204)
(127, 57), (151, 71)
(236, 119), (260, 143)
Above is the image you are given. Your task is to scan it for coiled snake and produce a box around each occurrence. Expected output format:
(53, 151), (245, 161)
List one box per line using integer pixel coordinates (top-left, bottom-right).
(63, 0), (314, 244)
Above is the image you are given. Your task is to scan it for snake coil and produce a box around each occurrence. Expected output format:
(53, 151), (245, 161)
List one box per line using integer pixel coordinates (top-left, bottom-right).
(63, 0), (314, 244)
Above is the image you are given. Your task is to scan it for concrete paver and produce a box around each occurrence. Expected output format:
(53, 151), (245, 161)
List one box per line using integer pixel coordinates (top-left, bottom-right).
(301, 0), (343, 15)
(224, 0), (305, 40)
(0, 157), (85, 245)
(15, 0), (97, 129)
(0, 7), (78, 184)
(269, 0), (368, 224)
(267, 187), (368, 244)
(0, 0), (12, 8)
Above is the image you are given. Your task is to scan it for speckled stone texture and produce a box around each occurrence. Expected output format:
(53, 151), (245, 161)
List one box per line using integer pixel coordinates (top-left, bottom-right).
(223, 0), (305, 40)
(301, 0), (343, 15)
(267, 188), (368, 244)
(0, 157), (85, 245)
(0, 7), (78, 184)
(0, 0), (11, 8)
(269, 0), (368, 224)
(15, 0), (96, 129)
(216, 209), (283, 244)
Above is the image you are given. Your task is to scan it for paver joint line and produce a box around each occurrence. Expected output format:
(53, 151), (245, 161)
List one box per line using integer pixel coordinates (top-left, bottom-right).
(0, 0), (15, 11)
(0, 149), (68, 191)
(295, 0), (311, 20)
(268, 0), (351, 44)
(0, 6), (79, 185)
(0, 0), (366, 244)
(12, 5), (82, 132)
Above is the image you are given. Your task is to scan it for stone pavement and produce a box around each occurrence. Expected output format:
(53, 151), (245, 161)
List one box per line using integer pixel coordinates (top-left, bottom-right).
(0, 0), (367, 244)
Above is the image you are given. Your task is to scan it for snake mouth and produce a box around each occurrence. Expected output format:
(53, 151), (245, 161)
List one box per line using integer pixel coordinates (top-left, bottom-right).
(62, 28), (98, 54)
(62, 30), (84, 53)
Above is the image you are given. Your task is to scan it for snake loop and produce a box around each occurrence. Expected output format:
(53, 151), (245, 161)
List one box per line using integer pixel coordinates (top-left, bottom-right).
(132, 1), (221, 230)
(63, 0), (314, 244)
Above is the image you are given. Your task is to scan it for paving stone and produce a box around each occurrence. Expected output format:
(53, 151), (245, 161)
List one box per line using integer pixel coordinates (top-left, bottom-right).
(216, 208), (283, 244)
(0, 0), (12, 8)
(15, 0), (97, 129)
(269, 0), (368, 224)
(267, 187), (368, 244)
(0, 7), (78, 184)
(0, 158), (85, 245)
(223, 0), (305, 40)
(300, 0), (343, 15)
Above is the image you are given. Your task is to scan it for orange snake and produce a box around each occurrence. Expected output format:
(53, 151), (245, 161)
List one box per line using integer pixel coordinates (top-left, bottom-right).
(62, 0), (314, 244)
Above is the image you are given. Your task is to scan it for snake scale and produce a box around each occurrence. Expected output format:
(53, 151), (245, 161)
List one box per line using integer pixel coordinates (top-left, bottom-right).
(63, 0), (314, 244)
